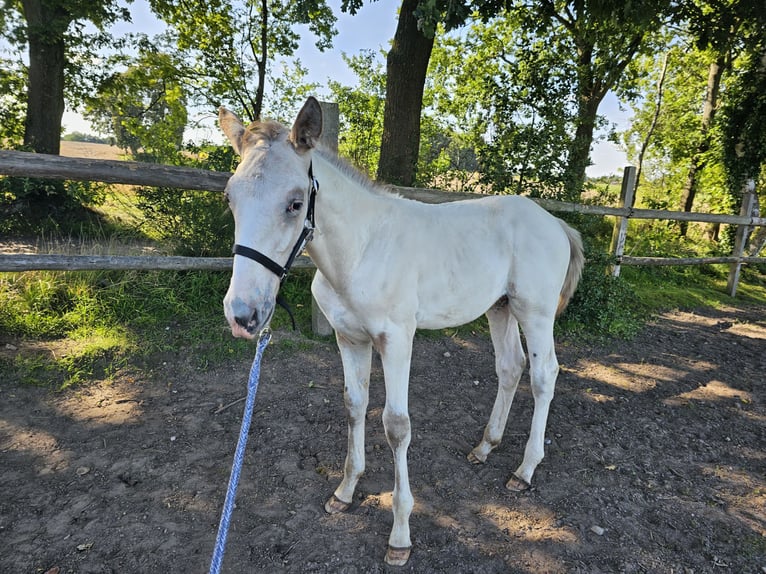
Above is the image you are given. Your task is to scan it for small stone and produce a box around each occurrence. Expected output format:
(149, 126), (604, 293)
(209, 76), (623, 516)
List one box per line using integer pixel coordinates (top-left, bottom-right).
(4, 343), (17, 351)
(443, 351), (451, 358)
(473, 380), (480, 386)
(590, 525), (605, 536)
(75, 466), (90, 476)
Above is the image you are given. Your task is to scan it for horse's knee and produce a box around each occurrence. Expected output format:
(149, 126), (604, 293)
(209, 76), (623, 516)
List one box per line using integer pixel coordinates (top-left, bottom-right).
(382, 409), (411, 451)
(344, 387), (367, 422)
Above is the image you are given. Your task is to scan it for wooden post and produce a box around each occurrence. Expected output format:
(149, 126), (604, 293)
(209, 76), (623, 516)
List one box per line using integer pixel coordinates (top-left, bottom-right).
(609, 166), (637, 277)
(310, 101), (339, 336)
(726, 179), (756, 297)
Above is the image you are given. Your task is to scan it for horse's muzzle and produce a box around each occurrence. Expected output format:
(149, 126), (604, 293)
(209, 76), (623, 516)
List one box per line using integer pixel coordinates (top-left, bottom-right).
(225, 296), (273, 339)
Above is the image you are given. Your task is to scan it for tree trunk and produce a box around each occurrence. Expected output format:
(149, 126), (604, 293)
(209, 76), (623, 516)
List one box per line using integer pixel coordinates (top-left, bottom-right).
(634, 51), (669, 207)
(254, 0), (268, 120)
(678, 57), (724, 235)
(376, 0), (434, 186)
(562, 91), (601, 201)
(21, 0), (68, 156)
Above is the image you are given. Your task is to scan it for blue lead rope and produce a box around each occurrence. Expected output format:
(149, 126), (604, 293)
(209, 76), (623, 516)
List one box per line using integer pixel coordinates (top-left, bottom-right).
(209, 328), (272, 574)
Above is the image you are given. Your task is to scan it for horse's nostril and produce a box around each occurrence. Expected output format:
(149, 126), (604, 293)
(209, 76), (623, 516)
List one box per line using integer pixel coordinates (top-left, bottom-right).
(234, 309), (258, 332)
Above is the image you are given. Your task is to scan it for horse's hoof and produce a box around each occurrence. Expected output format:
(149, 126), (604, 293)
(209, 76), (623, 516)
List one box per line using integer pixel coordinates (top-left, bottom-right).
(324, 494), (352, 514)
(505, 474), (531, 492)
(467, 449), (486, 465)
(384, 545), (411, 566)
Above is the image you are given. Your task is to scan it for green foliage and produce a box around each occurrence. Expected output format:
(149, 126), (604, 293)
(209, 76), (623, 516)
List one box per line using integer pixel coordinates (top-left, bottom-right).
(0, 176), (110, 234)
(149, 0), (336, 120)
(0, 57), (26, 146)
(720, 46), (766, 193)
(264, 59), (321, 123)
(558, 242), (644, 339)
(426, 1), (667, 199)
(85, 50), (188, 161)
(328, 50), (386, 176)
(135, 143), (237, 256)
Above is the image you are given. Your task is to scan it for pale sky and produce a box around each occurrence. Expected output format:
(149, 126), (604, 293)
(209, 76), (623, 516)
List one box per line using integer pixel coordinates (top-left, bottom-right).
(62, 0), (629, 177)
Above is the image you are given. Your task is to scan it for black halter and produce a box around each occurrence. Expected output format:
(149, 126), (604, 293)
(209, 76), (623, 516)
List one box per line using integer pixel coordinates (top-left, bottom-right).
(232, 162), (318, 328)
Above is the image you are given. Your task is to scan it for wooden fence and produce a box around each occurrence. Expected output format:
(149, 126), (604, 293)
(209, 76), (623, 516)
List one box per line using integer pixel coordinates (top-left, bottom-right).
(2, 129), (765, 303)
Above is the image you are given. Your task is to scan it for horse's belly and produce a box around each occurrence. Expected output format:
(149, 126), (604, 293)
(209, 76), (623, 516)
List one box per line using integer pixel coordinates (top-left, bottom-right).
(415, 288), (503, 330)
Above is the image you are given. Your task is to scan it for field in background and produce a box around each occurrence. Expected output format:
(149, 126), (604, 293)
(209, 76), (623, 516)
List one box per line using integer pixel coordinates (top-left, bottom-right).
(60, 141), (124, 161)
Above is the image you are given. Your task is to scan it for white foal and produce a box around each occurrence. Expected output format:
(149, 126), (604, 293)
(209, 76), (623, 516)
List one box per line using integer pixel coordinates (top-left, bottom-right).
(219, 97), (584, 566)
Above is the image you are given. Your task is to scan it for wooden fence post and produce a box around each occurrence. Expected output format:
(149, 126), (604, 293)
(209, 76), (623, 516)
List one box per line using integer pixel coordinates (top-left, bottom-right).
(310, 102), (339, 336)
(726, 179), (757, 297)
(609, 166), (637, 277)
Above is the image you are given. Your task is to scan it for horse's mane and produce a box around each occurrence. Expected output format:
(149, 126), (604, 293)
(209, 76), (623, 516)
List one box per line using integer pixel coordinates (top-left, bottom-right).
(244, 118), (400, 199)
(315, 147), (401, 199)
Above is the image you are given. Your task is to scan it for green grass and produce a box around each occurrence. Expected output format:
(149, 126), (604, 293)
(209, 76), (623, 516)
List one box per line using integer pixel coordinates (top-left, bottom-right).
(0, 267), (319, 388)
(622, 263), (766, 311)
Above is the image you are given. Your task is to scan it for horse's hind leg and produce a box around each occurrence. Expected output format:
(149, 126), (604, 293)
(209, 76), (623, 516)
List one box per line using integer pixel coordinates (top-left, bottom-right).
(325, 333), (372, 513)
(507, 313), (559, 491)
(469, 299), (526, 464)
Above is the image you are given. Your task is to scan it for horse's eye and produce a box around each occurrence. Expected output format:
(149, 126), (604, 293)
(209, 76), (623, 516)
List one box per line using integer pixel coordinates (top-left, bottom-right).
(287, 200), (303, 214)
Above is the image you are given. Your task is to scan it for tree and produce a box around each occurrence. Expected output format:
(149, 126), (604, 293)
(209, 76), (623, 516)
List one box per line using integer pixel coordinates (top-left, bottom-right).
(676, 0), (766, 233)
(369, 0), (483, 187)
(631, 51), (669, 205)
(522, 0), (668, 200)
(428, 14), (576, 196)
(368, 0), (667, 195)
(328, 50), (386, 177)
(375, 0), (436, 186)
(84, 51), (188, 161)
(0, 0), (129, 216)
(5, 0), (130, 155)
(622, 44), (731, 228)
(149, 0), (336, 121)
(720, 46), (766, 254)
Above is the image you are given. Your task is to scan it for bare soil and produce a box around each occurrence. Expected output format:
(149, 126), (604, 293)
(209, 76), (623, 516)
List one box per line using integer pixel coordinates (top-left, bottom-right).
(1, 304), (764, 573)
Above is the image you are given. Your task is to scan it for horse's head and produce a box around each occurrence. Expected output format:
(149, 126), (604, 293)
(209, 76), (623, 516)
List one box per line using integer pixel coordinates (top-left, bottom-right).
(219, 97), (322, 338)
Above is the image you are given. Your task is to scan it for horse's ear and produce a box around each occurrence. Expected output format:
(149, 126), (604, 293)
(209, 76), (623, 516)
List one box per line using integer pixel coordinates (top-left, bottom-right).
(291, 97), (323, 153)
(219, 107), (247, 155)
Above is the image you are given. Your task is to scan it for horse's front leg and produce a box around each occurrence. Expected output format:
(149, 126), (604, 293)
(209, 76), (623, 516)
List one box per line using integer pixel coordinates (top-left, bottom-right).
(377, 327), (416, 566)
(325, 333), (372, 513)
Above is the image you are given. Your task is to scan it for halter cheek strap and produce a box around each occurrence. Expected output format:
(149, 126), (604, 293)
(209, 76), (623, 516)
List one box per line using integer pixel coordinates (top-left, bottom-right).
(231, 162), (319, 329)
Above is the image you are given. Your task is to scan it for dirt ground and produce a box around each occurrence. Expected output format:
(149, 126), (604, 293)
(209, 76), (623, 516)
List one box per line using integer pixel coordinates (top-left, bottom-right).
(1, 304), (764, 574)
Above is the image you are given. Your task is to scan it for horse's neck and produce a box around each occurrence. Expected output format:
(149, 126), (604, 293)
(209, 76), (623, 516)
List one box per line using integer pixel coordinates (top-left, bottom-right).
(306, 153), (390, 282)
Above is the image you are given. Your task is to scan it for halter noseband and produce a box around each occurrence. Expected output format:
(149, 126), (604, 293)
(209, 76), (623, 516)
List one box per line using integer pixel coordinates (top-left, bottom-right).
(231, 162), (318, 328)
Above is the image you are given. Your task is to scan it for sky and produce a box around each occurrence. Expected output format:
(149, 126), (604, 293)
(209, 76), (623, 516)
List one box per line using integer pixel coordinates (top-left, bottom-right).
(62, 0), (629, 177)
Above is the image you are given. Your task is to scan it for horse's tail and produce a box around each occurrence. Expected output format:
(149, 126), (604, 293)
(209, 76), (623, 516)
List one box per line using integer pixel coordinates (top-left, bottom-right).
(556, 219), (585, 316)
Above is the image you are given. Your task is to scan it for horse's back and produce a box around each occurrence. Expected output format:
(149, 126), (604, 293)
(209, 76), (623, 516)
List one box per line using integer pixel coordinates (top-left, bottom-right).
(389, 194), (574, 328)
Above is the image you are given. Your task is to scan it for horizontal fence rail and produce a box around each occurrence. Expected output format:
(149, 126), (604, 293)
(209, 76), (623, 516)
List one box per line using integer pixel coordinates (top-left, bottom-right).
(0, 253), (313, 272)
(1, 150), (764, 282)
(2, 150), (764, 226)
(0, 150), (230, 191)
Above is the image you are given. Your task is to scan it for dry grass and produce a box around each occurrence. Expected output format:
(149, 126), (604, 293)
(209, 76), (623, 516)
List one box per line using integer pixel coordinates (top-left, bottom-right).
(60, 141), (125, 161)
